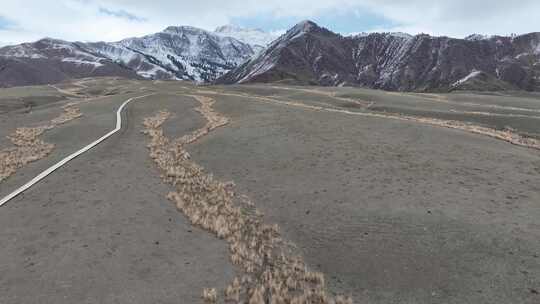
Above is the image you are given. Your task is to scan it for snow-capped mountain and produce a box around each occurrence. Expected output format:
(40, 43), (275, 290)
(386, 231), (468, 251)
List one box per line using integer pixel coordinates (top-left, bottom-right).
(218, 20), (540, 92)
(0, 25), (266, 87)
(86, 26), (256, 82)
(214, 25), (279, 51)
(2, 21), (540, 92)
(0, 38), (139, 87)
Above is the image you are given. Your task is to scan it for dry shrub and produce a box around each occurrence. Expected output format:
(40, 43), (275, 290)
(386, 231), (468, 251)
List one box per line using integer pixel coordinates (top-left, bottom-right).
(224, 277), (242, 302)
(51, 104), (82, 125)
(0, 104), (82, 182)
(203, 288), (218, 303)
(143, 95), (353, 304)
(0, 126), (54, 182)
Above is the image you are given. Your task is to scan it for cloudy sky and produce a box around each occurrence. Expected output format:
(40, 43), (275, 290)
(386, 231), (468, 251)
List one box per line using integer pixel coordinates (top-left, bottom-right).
(1, 0), (539, 45)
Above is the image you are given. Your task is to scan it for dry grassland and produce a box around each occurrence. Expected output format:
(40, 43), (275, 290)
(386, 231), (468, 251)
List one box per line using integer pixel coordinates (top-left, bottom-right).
(143, 95), (353, 304)
(269, 86), (540, 118)
(197, 90), (540, 151)
(0, 104), (82, 182)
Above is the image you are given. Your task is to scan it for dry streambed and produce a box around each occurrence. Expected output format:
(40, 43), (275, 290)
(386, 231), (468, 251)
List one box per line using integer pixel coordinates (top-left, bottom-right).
(0, 104), (82, 182)
(143, 94), (353, 304)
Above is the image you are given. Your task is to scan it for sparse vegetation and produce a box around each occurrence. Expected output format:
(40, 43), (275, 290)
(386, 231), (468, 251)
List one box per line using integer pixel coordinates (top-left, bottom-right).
(197, 89), (540, 151)
(203, 288), (218, 303)
(143, 95), (353, 304)
(0, 104), (82, 182)
(51, 103), (83, 125)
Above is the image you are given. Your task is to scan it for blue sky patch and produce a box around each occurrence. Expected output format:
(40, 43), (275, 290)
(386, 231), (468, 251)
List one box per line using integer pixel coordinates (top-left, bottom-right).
(0, 16), (16, 30)
(231, 9), (398, 34)
(98, 7), (147, 22)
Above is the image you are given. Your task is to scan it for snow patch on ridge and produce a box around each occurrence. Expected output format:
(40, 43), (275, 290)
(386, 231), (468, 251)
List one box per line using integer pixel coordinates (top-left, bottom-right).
(0, 44), (46, 59)
(61, 58), (104, 67)
(349, 32), (413, 40)
(239, 59), (276, 83)
(465, 34), (490, 41)
(452, 70), (483, 87)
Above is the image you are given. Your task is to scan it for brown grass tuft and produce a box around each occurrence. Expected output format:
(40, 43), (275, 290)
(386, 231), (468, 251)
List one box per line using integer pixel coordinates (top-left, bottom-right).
(143, 95), (353, 304)
(224, 277), (242, 302)
(202, 288), (217, 303)
(51, 104), (82, 125)
(0, 104), (82, 182)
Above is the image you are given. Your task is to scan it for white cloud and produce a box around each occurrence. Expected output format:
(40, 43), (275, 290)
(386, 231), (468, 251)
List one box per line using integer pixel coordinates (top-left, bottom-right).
(0, 0), (539, 44)
(360, 0), (540, 37)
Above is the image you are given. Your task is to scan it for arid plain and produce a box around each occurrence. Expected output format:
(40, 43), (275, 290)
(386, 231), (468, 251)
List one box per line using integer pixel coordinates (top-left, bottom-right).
(1, 78), (539, 304)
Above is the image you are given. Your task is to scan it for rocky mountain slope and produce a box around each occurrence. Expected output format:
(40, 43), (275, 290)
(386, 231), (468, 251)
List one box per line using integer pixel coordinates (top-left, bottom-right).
(86, 26), (257, 82)
(218, 21), (540, 92)
(214, 25), (279, 52)
(0, 38), (139, 87)
(0, 25), (272, 87)
(2, 20), (539, 91)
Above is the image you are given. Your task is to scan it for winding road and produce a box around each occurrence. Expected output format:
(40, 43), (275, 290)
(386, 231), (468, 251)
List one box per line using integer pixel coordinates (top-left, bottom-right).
(0, 94), (153, 206)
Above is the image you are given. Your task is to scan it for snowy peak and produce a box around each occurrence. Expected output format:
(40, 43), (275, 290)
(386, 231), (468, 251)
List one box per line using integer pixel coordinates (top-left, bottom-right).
(162, 26), (207, 36)
(277, 20), (338, 43)
(217, 20), (354, 86)
(387, 32), (413, 40)
(292, 20), (319, 32)
(98, 25), (257, 82)
(213, 24), (278, 48)
(0, 24), (259, 86)
(465, 34), (490, 41)
(268, 20), (326, 45)
(286, 20), (320, 37)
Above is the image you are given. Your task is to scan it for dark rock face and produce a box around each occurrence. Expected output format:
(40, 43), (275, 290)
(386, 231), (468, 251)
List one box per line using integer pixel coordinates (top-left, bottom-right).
(217, 21), (355, 86)
(218, 21), (540, 92)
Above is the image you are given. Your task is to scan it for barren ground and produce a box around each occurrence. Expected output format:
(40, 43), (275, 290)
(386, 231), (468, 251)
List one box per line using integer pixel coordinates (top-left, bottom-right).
(0, 78), (539, 304)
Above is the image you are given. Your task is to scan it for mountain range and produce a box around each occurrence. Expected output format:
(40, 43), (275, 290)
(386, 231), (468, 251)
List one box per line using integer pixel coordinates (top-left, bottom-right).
(219, 21), (540, 92)
(1, 20), (539, 92)
(0, 25), (277, 87)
